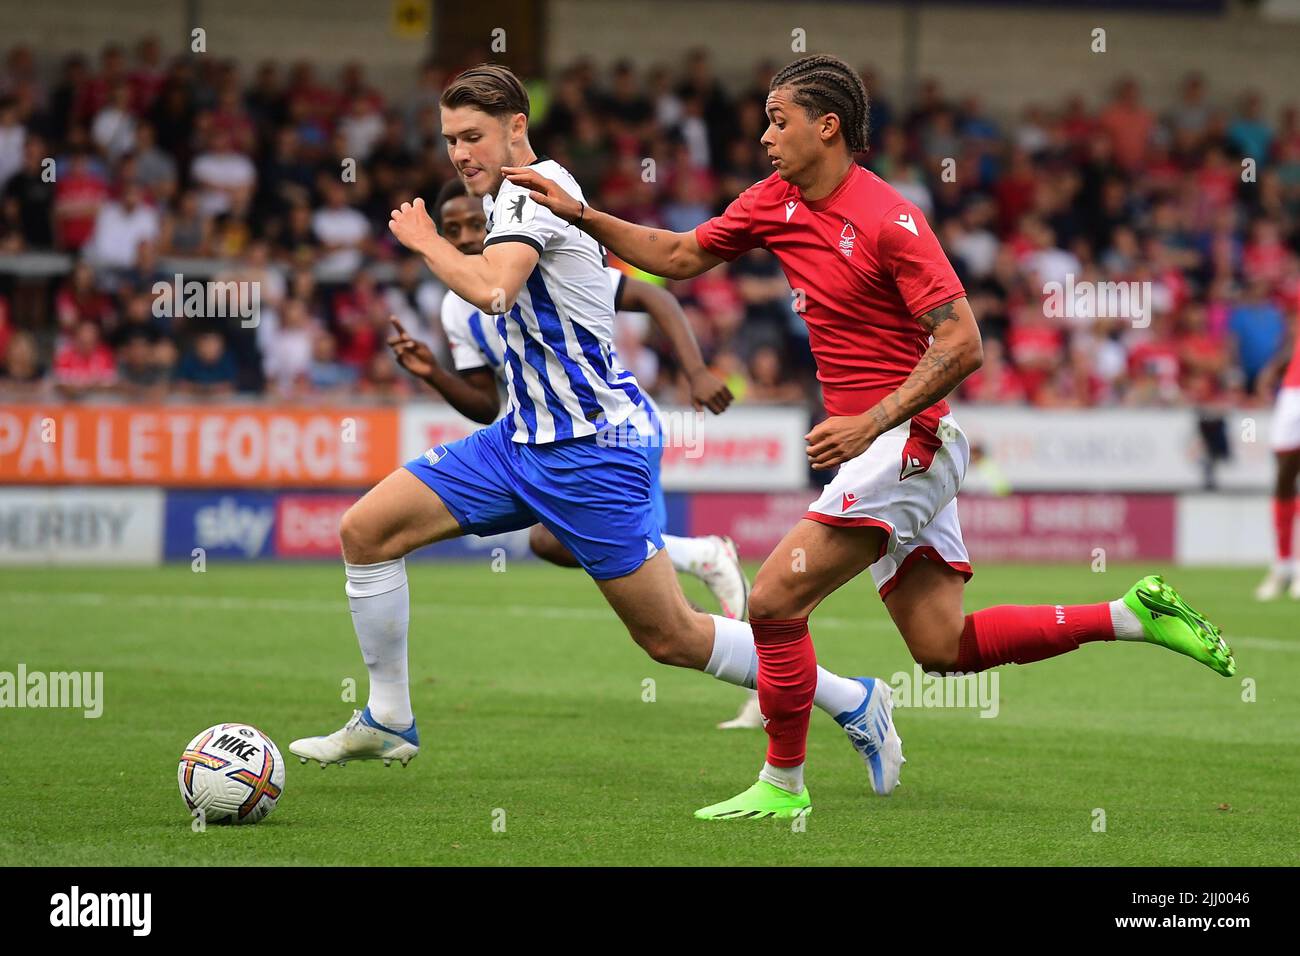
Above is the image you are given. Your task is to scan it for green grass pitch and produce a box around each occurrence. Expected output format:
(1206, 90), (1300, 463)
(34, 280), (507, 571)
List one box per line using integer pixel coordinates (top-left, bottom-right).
(0, 561), (1294, 866)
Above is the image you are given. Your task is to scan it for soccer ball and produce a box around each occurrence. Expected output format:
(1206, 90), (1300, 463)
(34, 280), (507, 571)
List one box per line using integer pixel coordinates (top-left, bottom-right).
(178, 723), (285, 825)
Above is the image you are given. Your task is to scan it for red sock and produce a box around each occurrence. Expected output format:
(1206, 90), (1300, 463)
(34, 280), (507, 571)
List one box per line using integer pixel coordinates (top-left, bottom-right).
(751, 617), (817, 768)
(954, 603), (1116, 673)
(1274, 497), (1297, 561)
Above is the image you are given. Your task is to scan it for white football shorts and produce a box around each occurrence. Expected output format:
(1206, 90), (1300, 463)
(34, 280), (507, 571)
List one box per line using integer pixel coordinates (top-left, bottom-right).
(1270, 387), (1300, 452)
(805, 412), (972, 598)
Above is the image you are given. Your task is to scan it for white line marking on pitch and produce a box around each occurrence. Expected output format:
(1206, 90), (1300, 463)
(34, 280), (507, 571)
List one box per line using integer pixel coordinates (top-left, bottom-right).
(0, 590), (902, 631)
(2, 592), (1291, 645)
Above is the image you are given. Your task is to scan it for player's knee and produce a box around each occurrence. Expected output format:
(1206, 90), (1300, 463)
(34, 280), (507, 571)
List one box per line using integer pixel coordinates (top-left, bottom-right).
(339, 506), (386, 564)
(911, 646), (960, 675)
(528, 525), (568, 565)
(747, 580), (803, 622)
(528, 525), (549, 559)
(904, 624), (964, 674)
(631, 622), (693, 667)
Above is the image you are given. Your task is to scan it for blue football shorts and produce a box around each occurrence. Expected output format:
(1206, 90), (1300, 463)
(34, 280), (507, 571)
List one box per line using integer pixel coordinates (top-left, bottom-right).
(404, 416), (665, 580)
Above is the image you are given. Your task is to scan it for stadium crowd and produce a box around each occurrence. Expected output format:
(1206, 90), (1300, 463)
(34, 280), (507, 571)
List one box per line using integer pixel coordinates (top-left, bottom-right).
(0, 39), (1298, 410)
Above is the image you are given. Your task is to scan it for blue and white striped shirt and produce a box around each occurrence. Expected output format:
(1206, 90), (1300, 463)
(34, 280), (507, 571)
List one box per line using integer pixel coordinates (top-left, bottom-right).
(441, 264), (662, 445)
(474, 159), (645, 444)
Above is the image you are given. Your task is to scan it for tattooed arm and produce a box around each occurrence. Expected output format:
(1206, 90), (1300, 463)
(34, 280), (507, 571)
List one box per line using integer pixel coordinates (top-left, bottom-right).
(805, 297), (983, 470)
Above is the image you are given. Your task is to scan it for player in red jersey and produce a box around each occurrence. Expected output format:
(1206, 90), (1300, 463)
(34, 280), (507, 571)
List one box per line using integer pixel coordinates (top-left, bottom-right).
(1255, 304), (1300, 599)
(505, 55), (1235, 820)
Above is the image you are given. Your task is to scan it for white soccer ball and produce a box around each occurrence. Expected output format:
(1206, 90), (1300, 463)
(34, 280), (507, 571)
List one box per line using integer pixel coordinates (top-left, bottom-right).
(178, 723), (286, 825)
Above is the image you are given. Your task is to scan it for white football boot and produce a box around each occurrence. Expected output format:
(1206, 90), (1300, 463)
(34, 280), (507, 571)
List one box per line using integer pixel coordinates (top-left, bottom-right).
(834, 677), (905, 796)
(717, 689), (764, 730)
(1254, 566), (1293, 601)
(697, 535), (750, 620)
(289, 707), (419, 768)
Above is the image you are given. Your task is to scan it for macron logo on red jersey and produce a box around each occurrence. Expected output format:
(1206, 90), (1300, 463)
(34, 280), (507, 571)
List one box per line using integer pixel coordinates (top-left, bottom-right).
(894, 213), (919, 236)
(785, 200), (799, 222)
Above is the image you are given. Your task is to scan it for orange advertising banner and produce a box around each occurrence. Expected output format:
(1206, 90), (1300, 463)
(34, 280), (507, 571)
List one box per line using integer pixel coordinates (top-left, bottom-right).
(0, 405), (400, 487)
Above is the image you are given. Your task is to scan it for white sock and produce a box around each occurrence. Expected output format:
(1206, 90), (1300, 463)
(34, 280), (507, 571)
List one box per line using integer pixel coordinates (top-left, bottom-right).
(814, 666), (869, 717)
(704, 615), (758, 686)
(1109, 599), (1145, 641)
(759, 761), (805, 794)
(704, 615), (869, 717)
(662, 534), (719, 576)
(345, 558), (413, 729)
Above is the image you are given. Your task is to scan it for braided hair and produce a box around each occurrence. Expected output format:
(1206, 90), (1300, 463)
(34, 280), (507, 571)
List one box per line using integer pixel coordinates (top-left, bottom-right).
(769, 55), (870, 153)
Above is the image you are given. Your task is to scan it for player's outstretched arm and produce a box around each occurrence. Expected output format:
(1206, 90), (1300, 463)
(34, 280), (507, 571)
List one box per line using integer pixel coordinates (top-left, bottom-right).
(805, 296), (983, 470)
(389, 198), (539, 314)
(387, 318), (500, 424)
(502, 166), (722, 280)
(620, 277), (732, 414)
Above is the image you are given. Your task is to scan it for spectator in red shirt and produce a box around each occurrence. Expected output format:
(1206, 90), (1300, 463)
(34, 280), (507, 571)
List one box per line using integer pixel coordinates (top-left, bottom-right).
(339, 62), (386, 116)
(1048, 347), (1106, 408)
(54, 319), (117, 397)
(1097, 77), (1154, 172)
(332, 267), (386, 368)
(1243, 218), (1288, 285)
(53, 150), (109, 250)
(209, 85), (257, 154)
(1059, 94), (1096, 156)
(1007, 304), (1065, 399)
(127, 36), (166, 114)
(75, 44), (127, 126)
(960, 338), (1027, 404)
(55, 259), (115, 333)
(994, 148), (1038, 236)
(1126, 313), (1184, 405)
(1193, 145), (1240, 226)
(1179, 304), (1232, 404)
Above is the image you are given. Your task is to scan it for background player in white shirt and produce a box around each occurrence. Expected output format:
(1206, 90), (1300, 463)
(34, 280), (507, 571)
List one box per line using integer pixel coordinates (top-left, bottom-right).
(387, 176), (762, 728)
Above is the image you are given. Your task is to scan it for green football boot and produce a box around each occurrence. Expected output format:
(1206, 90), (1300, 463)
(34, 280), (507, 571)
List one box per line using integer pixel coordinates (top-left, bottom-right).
(694, 780), (811, 821)
(1122, 574), (1236, 677)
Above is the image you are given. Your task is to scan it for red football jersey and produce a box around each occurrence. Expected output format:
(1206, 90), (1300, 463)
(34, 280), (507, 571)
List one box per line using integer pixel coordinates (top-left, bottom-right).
(695, 164), (965, 426)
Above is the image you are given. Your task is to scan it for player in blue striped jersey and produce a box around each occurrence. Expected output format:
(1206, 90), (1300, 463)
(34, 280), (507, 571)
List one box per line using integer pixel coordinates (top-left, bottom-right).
(400, 178), (755, 605)
(386, 177), (760, 729)
(291, 65), (873, 786)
